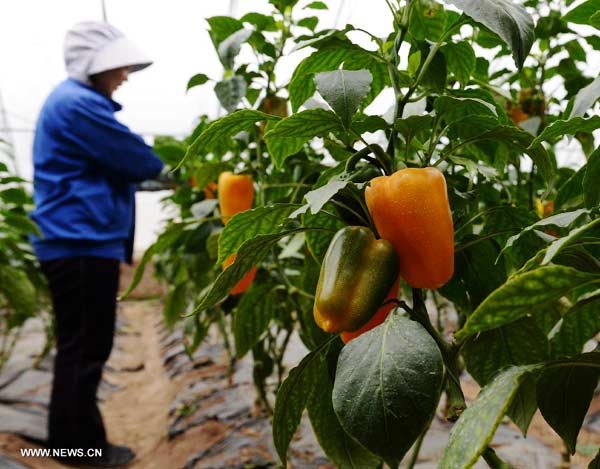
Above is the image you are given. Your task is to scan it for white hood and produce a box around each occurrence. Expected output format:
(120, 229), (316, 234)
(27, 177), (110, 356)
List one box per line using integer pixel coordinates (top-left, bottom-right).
(64, 21), (152, 84)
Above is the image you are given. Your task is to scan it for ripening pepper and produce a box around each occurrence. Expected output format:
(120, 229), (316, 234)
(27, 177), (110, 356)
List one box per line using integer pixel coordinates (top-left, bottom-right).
(508, 106), (530, 126)
(365, 167), (454, 289)
(218, 172), (256, 294)
(535, 198), (554, 218)
(340, 278), (399, 344)
(314, 226), (399, 334)
(203, 181), (217, 200)
(222, 253), (257, 295)
(218, 172), (254, 225)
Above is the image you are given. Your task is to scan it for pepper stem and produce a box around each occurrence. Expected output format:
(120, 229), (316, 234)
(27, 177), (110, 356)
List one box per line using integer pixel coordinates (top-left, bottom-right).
(411, 289), (466, 420)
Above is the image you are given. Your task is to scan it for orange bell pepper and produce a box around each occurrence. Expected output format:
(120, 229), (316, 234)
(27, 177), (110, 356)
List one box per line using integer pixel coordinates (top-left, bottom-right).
(218, 172), (256, 294)
(365, 167), (454, 289)
(218, 172), (254, 225)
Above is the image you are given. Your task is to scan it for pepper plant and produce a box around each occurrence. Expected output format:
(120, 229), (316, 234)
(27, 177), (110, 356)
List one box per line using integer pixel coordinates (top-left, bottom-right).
(124, 0), (336, 406)
(129, 0), (600, 466)
(0, 144), (49, 370)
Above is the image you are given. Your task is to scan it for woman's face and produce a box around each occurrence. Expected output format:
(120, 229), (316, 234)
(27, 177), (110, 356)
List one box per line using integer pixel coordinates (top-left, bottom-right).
(90, 66), (130, 98)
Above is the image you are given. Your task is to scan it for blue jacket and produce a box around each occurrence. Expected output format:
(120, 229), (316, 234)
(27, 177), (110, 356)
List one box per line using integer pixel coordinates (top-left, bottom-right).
(31, 78), (164, 263)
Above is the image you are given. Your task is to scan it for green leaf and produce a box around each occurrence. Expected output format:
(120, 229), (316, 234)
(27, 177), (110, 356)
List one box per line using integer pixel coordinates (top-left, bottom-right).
(217, 204), (300, 264)
(181, 110), (280, 168)
(537, 357), (600, 454)
(288, 44), (385, 111)
(301, 178), (349, 216)
(531, 116), (600, 147)
(434, 96), (497, 124)
(298, 16), (319, 31)
(153, 137), (187, 167)
(351, 115), (389, 134)
(279, 232), (305, 259)
(447, 114), (498, 141)
(463, 317), (549, 386)
(192, 162), (232, 192)
(440, 365), (541, 469)
(420, 46), (447, 91)
(305, 1), (328, 9)
(556, 166), (586, 210)
(269, 0), (299, 13)
(507, 373), (539, 436)
(333, 315), (444, 467)
(186, 73), (210, 91)
(163, 284), (188, 328)
(120, 226), (184, 298)
(306, 351), (381, 469)
(532, 301), (564, 335)
(410, 0), (448, 41)
(592, 10), (600, 29)
(292, 28), (351, 51)
(587, 35), (600, 50)
(205, 228), (221, 260)
(217, 28), (252, 69)
(408, 50), (422, 76)
(183, 315), (210, 357)
(570, 77), (600, 118)
(241, 12), (277, 31)
(214, 76), (247, 112)
(584, 147), (600, 209)
(395, 115), (434, 147)
(449, 156), (498, 181)
(481, 205), (541, 269)
(304, 207), (345, 263)
(551, 295), (600, 358)
(456, 266), (600, 340)
(442, 0), (535, 68)
(265, 109), (344, 168)
(542, 218), (600, 265)
(233, 283), (277, 358)
(564, 39), (588, 62)
(206, 16), (243, 46)
(314, 70), (372, 129)
(2, 212), (41, 237)
(453, 238), (507, 311)
(344, 54), (389, 110)
(441, 42), (476, 86)
(501, 208), (588, 256)
(564, 0), (600, 25)
(273, 339), (335, 466)
(0, 176), (26, 184)
(554, 246), (600, 275)
(450, 124), (553, 187)
(0, 265), (38, 327)
(0, 188), (29, 205)
(289, 47), (354, 111)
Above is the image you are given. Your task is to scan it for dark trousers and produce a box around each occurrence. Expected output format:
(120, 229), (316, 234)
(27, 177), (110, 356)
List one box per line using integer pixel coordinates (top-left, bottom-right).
(40, 257), (120, 450)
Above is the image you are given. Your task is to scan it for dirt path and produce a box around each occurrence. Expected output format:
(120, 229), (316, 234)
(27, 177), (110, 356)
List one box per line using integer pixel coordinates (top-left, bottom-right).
(0, 300), (176, 469)
(102, 300), (173, 469)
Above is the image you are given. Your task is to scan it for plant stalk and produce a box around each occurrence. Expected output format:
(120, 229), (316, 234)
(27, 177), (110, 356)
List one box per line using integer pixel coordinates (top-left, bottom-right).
(482, 446), (511, 469)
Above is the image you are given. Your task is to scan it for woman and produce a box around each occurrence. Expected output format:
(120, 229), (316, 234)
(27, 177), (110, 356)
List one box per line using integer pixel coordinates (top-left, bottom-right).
(31, 21), (164, 467)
